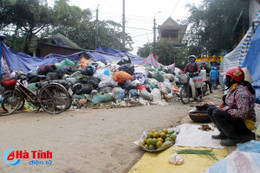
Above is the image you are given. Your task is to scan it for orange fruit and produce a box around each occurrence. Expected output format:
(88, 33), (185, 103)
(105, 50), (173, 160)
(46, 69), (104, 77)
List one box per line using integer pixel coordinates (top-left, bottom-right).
(162, 129), (168, 134)
(160, 132), (166, 139)
(156, 141), (163, 148)
(152, 132), (160, 138)
(157, 138), (163, 143)
(147, 132), (153, 138)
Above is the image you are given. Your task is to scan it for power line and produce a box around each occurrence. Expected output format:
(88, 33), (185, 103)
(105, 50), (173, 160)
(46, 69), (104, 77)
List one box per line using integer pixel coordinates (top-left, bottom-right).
(170, 0), (181, 17)
(126, 26), (152, 31)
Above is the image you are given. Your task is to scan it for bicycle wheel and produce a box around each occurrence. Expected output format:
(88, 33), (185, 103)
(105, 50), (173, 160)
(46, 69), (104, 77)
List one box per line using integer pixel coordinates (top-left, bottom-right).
(1, 89), (23, 115)
(39, 83), (70, 114)
(180, 85), (190, 104)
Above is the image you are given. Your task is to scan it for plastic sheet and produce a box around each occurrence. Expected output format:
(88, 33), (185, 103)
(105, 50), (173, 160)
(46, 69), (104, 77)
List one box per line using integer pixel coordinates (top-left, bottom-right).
(236, 140), (260, 153)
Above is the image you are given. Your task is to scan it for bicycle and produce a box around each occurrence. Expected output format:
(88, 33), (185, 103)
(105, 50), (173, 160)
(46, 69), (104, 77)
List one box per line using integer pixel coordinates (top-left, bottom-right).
(0, 71), (72, 115)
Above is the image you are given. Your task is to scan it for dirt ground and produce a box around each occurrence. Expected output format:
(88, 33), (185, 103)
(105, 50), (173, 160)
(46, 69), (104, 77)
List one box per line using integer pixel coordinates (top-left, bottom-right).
(0, 88), (224, 173)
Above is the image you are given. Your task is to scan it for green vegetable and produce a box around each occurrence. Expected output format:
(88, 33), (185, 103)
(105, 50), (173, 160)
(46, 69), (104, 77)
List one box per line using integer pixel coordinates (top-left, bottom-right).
(168, 130), (175, 134)
(177, 149), (218, 160)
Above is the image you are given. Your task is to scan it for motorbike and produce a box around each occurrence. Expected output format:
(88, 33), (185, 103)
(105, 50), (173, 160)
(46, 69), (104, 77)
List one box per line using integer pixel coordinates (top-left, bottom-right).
(178, 72), (205, 104)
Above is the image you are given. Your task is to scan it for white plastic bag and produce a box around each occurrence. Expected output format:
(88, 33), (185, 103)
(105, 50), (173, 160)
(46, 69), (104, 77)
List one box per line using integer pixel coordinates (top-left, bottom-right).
(168, 153), (184, 165)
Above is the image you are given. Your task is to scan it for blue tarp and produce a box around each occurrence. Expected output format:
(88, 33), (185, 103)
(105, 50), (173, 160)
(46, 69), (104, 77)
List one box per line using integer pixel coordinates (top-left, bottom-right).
(0, 43), (144, 74)
(2, 43), (60, 73)
(95, 47), (143, 59)
(242, 25), (260, 104)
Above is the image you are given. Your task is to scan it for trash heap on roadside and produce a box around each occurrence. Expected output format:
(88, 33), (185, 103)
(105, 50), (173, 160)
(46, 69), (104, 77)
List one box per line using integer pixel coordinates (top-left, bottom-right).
(23, 57), (181, 110)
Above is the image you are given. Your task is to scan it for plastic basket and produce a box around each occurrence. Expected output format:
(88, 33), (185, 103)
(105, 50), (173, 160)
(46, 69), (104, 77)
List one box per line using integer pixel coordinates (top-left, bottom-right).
(1, 78), (17, 89)
(192, 75), (203, 88)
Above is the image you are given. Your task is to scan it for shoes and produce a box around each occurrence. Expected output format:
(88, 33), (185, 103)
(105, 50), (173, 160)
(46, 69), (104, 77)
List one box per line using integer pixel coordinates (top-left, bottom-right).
(212, 133), (227, 139)
(220, 138), (240, 146)
(210, 90), (213, 93)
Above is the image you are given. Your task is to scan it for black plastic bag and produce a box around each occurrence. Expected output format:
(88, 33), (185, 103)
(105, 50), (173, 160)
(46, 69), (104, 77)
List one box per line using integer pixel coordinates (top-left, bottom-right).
(117, 56), (131, 65)
(81, 65), (96, 76)
(118, 63), (135, 75)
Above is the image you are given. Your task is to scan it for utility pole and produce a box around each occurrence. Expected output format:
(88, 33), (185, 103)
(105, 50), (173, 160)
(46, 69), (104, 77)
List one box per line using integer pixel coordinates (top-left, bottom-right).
(153, 17), (156, 58)
(153, 11), (161, 58)
(122, 0), (126, 51)
(95, 6), (99, 49)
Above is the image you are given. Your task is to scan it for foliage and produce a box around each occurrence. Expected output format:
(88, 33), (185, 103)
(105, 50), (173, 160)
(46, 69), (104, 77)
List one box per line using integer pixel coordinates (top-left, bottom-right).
(0, 0), (55, 53)
(137, 40), (188, 68)
(1, 0), (133, 53)
(186, 0), (249, 56)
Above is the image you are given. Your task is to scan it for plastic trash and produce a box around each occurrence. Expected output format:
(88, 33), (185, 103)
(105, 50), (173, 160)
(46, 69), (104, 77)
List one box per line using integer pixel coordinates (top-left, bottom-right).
(112, 87), (125, 100)
(90, 93), (113, 104)
(168, 153), (184, 165)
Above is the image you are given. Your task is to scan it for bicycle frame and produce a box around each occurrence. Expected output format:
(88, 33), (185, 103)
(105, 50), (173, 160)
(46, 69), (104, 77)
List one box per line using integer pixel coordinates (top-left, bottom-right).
(15, 80), (39, 104)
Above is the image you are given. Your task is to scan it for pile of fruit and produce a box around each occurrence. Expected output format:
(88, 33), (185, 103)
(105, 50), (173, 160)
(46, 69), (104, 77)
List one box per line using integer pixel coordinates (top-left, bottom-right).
(139, 128), (177, 151)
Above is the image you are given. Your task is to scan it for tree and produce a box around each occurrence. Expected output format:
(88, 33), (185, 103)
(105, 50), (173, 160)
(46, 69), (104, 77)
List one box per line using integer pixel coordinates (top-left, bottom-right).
(186, 0), (249, 56)
(0, 0), (55, 53)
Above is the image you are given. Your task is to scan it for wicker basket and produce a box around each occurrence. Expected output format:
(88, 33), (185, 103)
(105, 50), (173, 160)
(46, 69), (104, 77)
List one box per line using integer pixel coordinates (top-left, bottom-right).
(189, 108), (211, 123)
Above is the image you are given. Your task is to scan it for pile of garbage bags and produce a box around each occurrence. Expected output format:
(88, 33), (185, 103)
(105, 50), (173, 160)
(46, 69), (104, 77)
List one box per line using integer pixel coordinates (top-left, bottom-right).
(14, 57), (181, 110)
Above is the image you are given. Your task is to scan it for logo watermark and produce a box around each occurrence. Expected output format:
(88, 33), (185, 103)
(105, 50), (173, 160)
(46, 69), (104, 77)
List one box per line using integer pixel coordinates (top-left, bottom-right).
(3, 149), (52, 166)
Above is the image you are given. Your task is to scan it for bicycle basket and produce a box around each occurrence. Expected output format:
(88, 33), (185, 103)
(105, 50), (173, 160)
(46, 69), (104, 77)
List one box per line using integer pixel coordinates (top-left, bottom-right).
(1, 78), (17, 89)
(178, 74), (189, 85)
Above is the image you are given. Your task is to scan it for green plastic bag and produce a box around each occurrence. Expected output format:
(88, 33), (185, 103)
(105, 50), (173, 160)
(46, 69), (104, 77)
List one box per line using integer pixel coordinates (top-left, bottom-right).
(60, 58), (75, 67)
(27, 83), (37, 91)
(153, 71), (164, 82)
(90, 93), (113, 104)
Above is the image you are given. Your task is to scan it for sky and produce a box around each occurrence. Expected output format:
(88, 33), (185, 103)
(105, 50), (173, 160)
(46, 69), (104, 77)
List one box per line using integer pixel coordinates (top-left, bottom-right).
(47, 0), (203, 54)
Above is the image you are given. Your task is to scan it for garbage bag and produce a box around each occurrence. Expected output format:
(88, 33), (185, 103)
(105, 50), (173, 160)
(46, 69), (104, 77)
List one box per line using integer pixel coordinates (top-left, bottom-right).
(140, 88), (153, 101)
(118, 64), (135, 75)
(151, 88), (162, 102)
(98, 77), (118, 88)
(129, 89), (139, 98)
(27, 76), (39, 83)
(90, 93), (113, 104)
(80, 57), (88, 69)
(113, 71), (133, 83)
(153, 71), (164, 82)
(81, 65), (96, 76)
(93, 68), (110, 80)
(60, 58), (75, 67)
(57, 65), (73, 78)
(75, 86), (92, 95)
(88, 77), (100, 89)
(163, 73), (175, 82)
(71, 83), (83, 94)
(158, 82), (172, 94)
(27, 83), (37, 91)
(117, 56), (131, 65)
(46, 72), (60, 81)
(133, 73), (147, 84)
(112, 87), (125, 100)
(37, 65), (46, 75)
(134, 66), (148, 77)
(99, 87), (112, 93)
(122, 80), (137, 90)
(44, 65), (57, 74)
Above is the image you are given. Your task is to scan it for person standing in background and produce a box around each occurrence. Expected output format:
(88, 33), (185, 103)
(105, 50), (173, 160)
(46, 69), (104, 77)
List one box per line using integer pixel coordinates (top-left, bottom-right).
(209, 66), (219, 92)
(200, 61), (212, 93)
